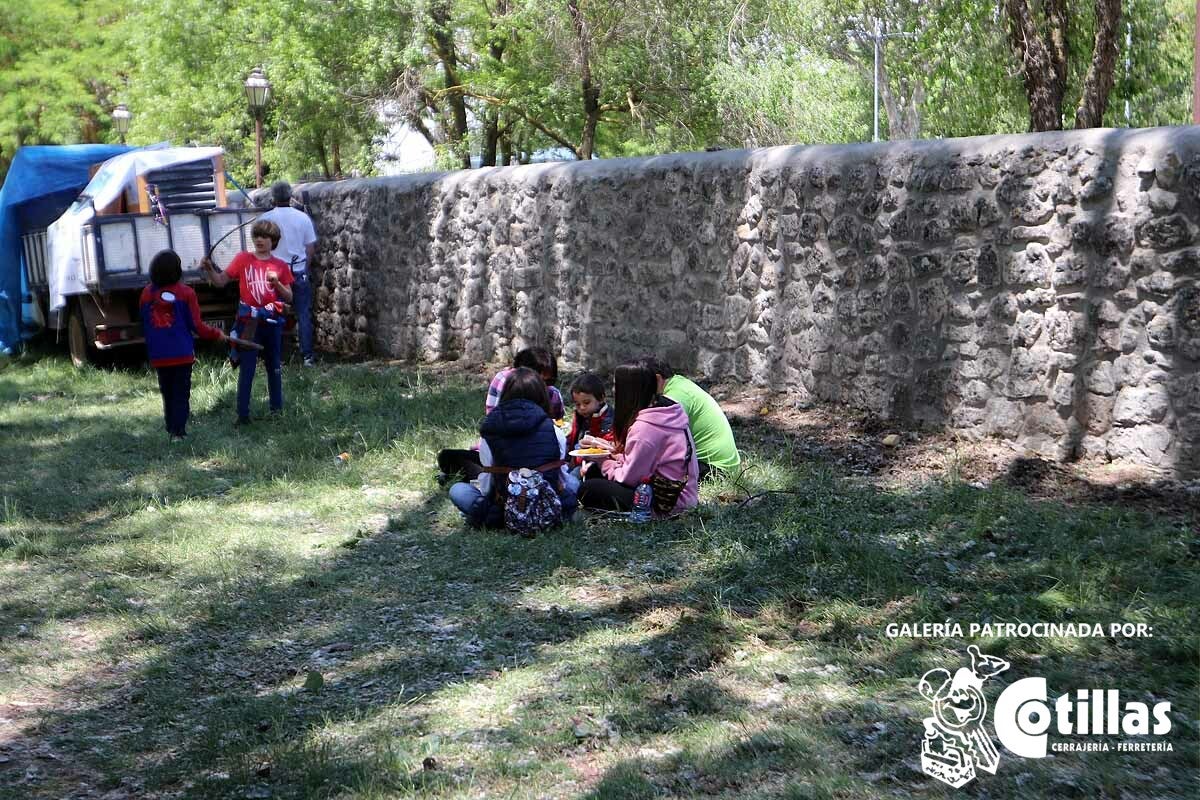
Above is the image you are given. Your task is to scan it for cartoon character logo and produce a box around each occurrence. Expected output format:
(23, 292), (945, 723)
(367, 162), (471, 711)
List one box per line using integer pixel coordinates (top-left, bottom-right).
(149, 291), (177, 329)
(918, 645), (1010, 787)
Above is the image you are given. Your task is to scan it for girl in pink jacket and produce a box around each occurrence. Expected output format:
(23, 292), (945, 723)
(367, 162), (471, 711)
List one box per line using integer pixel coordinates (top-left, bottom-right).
(577, 363), (699, 516)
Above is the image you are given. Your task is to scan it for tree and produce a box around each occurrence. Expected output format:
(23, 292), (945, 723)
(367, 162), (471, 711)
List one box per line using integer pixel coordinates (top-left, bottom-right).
(1003, 0), (1123, 131)
(125, 0), (403, 184)
(0, 0), (132, 181)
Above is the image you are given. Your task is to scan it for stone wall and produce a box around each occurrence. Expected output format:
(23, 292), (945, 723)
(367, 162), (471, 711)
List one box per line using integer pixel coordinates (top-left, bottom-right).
(303, 127), (1200, 476)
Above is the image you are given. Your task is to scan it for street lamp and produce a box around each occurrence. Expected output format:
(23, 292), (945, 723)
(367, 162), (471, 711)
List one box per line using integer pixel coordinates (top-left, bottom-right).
(112, 103), (132, 144)
(244, 66), (271, 188)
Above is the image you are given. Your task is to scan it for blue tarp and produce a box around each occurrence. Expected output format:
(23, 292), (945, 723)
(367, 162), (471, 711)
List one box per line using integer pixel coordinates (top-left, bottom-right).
(0, 144), (131, 353)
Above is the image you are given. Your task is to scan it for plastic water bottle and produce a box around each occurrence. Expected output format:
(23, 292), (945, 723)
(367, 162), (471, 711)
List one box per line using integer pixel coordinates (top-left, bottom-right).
(630, 480), (653, 523)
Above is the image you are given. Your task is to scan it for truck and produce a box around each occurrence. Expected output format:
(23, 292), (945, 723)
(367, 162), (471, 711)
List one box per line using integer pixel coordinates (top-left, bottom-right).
(1, 145), (260, 366)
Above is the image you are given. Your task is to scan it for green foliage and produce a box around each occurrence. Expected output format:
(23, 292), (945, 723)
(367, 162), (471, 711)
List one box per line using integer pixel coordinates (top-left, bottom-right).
(1110, 0), (1195, 127)
(124, 0), (406, 185)
(0, 0), (1194, 185)
(0, 0), (132, 178)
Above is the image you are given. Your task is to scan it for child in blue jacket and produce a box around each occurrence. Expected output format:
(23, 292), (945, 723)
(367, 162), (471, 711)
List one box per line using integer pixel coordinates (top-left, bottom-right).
(140, 250), (226, 440)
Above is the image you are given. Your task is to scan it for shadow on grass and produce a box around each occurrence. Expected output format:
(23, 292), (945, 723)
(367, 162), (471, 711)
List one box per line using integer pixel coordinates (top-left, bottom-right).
(0, 362), (1197, 799)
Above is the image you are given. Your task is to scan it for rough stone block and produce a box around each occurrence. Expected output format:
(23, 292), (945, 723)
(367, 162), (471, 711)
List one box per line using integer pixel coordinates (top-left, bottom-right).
(1006, 347), (1050, 398)
(1136, 214), (1192, 250)
(1113, 385), (1170, 425)
(1007, 243), (1053, 286)
(1106, 426), (1173, 465)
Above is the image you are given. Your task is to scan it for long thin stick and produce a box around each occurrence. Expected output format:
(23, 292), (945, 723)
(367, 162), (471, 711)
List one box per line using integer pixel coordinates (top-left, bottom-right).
(205, 216), (258, 262)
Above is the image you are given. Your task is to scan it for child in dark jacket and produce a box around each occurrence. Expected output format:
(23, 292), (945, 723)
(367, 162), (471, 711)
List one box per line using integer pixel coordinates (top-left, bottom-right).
(140, 249), (227, 440)
(565, 372), (615, 470)
(437, 346), (566, 482)
(447, 368), (577, 528)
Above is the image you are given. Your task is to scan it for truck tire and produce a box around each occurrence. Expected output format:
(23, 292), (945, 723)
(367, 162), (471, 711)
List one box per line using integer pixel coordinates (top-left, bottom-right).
(67, 302), (96, 368)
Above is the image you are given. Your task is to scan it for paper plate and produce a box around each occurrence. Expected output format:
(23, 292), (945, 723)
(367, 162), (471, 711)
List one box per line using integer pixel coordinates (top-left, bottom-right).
(569, 448), (611, 458)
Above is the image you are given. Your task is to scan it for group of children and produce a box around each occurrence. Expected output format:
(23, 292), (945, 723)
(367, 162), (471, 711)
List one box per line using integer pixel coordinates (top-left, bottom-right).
(436, 347), (741, 527)
(141, 237), (742, 530)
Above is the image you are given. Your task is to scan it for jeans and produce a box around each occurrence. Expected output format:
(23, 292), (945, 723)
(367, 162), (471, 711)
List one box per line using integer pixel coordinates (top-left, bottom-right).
(291, 273), (314, 359)
(237, 320), (283, 419)
(156, 363), (193, 436)
(449, 482), (489, 527)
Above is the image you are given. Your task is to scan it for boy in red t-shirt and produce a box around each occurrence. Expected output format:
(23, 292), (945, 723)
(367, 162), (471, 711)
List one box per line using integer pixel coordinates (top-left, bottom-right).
(140, 249), (227, 440)
(200, 219), (294, 425)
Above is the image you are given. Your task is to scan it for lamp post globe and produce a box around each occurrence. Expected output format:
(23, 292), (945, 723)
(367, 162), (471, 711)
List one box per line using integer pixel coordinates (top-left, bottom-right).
(244, 67), (271, 188)
(112, 103), (132, 144)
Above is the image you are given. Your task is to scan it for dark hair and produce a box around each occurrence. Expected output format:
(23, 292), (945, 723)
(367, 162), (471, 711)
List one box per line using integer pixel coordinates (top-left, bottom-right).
(250, 219), (281, 248)
(499, 367), (550, 414)
(149, 249), (182, 286)
(570, 372), (605, 401)
(612, 362), (658, 444)
(513, 346), (559, 386)
(638, 355), (674, 381)
(270, 181), (293, 207)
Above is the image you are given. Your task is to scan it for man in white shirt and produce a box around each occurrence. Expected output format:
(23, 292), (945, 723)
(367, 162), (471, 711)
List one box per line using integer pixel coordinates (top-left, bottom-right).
(259, 182), (319, 365)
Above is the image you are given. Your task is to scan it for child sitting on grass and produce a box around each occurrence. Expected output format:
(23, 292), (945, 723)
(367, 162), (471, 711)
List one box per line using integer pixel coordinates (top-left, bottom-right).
(577, 362), (698, 516)
(140, 249), (227, 441)
(565, 372), (614, 471)
(438, 346), (566, 482)
(447, 367), (577, 528)
(485, 346), (565, 420)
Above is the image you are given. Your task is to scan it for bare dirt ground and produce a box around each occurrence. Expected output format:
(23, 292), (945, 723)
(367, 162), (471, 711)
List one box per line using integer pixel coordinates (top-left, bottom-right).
(711, 383), (1200, 520)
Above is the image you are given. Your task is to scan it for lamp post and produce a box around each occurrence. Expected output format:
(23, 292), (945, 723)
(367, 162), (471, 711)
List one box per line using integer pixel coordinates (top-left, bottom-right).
(112, 103), (132, 145)
(244, 67), (271, 188)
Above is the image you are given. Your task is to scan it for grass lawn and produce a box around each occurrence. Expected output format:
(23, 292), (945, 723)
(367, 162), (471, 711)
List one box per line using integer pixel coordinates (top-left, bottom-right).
(0, 347), (1196, 800)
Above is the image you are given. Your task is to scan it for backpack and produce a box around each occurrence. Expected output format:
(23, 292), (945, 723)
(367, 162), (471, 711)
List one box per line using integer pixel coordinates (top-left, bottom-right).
(484, 462), (564, 537)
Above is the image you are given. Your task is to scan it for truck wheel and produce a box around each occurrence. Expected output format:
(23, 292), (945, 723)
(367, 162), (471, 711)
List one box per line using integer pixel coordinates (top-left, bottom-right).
(67, 303), (95, 368)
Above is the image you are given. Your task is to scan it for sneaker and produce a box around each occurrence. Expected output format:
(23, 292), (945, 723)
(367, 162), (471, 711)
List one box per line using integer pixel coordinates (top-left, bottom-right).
(169, 434), (186, 443)
(235, 416), (251, 427)
(303, 356), (316, 367)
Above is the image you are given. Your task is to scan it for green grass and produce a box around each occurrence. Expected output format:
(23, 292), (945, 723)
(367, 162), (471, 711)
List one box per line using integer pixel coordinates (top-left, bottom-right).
(0, 346), (1196, 799)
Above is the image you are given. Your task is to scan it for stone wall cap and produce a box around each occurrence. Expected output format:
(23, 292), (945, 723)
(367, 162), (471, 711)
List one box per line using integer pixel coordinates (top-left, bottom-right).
(298, 125), (1200, 199)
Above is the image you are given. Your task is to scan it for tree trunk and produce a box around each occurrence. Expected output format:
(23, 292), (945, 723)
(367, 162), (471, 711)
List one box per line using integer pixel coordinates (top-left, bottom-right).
(499, 128), (513, 166)
(332, 138), (342, 178)
(567, 0), (599, 160)
(316, 139), (331, 180)
(1074, 0), (1123, 128)
(878, 45), (924, 140)
(1004, 0), (1069, 131)
(430, 0), (471, 168)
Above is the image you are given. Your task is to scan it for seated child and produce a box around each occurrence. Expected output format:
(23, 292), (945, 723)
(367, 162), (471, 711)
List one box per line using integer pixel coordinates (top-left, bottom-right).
(486, 346), (565, 420)
(447, 367), (577, 528)
(565, 372), (615, 471)
(438, 346), (565, 481)
(140, 249), (227, 440)
(577, 362), (699, 516)
(640, 355), (740, 480)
